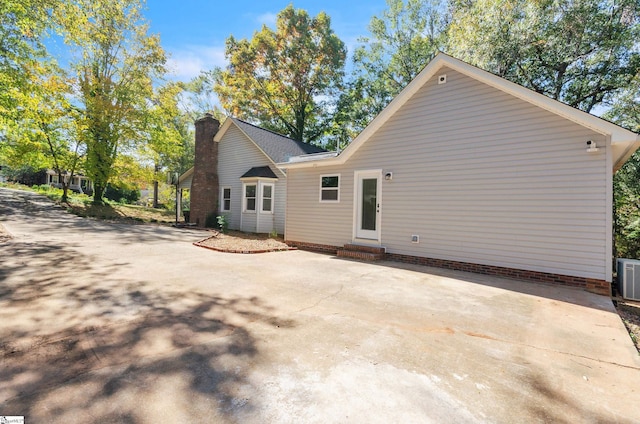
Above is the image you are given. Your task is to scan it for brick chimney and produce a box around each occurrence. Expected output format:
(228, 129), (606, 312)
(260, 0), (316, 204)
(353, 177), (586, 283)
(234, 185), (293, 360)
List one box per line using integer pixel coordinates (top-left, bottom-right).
(190, 113), (220, 227)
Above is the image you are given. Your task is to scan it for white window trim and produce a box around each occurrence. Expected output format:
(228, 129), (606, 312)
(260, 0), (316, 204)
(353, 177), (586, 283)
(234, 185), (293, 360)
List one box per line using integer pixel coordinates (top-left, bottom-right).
(220, 186), (231, 212)
(260, 183), (274, 214)
(243, 183), (257, 213)
(319, 174), (340, 203)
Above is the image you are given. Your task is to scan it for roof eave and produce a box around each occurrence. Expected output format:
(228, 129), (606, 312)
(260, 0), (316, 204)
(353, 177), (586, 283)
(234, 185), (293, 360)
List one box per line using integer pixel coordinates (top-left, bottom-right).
(278, 156), (342, 169)
(213, 118), (233, 142)
(277, 55), (449, 170)
(282, 53), (639, 170)
(614, 136), (640, 172)
(178, 167), (194, 184)
(239, 176), (279, 181)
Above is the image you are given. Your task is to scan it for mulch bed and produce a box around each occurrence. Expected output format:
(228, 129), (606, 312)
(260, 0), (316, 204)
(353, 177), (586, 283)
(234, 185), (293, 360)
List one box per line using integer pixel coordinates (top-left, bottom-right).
(194, 230), (296, 254)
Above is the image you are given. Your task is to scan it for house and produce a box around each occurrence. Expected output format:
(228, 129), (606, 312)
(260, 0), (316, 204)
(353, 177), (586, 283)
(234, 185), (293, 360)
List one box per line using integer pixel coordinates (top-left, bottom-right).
(180, 114), (326, 233)
(280, 53), (640, 295)
(45, 170), (93, 195)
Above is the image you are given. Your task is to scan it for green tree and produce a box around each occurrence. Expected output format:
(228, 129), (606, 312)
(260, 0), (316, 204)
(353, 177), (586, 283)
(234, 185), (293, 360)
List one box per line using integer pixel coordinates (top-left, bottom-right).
(29, 72), (86, 202)
(0, 0), (58, 118)
(447, 0), (640, 113)
(614, 151), (640, 259)
(57, 0), (166, 204)
(331, 0), (447, 149)
(183, 71), (227, 122)
(145, 82), (195, 207)
(214, 5), (346, 142)
(2, 64), (87, 202)
(609, 76), (640, 259)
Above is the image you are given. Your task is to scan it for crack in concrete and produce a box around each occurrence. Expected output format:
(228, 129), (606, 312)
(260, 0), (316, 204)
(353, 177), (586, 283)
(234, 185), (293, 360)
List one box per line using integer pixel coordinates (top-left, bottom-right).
(295, 285), (344, 314)
(461, 331), (640, 371)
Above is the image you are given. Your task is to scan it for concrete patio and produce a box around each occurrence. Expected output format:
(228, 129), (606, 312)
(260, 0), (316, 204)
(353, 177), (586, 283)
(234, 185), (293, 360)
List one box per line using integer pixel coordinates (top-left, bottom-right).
(1, 188), (639, 423)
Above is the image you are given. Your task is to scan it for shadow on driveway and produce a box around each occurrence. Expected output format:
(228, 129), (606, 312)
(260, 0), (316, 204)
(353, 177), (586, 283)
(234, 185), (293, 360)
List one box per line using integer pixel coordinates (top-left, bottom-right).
(0, 188), (295, 422)
(0, 246), (294, 421)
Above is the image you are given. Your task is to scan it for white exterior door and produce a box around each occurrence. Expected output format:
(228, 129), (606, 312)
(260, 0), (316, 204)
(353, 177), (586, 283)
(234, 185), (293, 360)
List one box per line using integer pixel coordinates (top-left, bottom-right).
(355, 170), (381, 241)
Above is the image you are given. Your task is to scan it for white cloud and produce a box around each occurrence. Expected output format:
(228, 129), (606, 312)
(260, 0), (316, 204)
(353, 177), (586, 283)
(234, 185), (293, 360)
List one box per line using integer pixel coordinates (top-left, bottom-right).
(166, 45), (226, 81)
(256, 12), (277, 27)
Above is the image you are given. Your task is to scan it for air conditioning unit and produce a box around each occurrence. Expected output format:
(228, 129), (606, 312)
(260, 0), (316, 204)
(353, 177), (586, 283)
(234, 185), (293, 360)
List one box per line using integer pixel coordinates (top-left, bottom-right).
(617, 258), (640, 301)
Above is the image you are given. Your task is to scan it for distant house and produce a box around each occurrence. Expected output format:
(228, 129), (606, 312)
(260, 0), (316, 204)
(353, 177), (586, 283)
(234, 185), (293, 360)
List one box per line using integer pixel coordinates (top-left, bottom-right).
(179, 115), (326, 233)
(279, 53), (640, 295)
(45, 170), (93, 195)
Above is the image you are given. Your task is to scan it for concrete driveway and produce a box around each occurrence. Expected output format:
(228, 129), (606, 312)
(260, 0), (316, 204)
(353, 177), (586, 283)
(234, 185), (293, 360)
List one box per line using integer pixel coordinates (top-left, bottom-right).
(1, 187), (639, 423)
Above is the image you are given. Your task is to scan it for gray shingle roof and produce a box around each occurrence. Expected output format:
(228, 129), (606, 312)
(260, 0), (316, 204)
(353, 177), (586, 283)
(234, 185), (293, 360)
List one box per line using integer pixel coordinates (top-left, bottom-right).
(240, 166), (278, 179)
(231, 118), (326, 163)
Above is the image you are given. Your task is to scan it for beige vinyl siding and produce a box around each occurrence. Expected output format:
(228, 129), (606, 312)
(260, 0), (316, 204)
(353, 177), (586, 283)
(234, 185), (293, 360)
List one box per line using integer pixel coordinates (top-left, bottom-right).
(273, 180), (286, 235)
(217, 125), (286, 234)
(286, 66), (609, 280)
(287, 166), (353, 246)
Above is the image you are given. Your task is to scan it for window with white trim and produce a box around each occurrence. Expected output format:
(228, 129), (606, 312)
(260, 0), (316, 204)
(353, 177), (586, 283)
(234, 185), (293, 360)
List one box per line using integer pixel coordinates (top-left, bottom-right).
(261, 183), (273, 213)
(244, 184), (256, 212)
(221, 187), (231, 211)
(320, 174), (340, 202)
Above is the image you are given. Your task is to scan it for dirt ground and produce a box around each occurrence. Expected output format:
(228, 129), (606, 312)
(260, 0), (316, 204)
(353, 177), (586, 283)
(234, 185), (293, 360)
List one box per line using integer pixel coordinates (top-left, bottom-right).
(194, 230), (293, 253)
(617, 303), (640, 353)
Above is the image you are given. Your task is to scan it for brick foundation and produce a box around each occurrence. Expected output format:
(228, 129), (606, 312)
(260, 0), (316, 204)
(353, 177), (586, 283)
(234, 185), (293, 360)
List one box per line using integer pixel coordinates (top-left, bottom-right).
(286, 240), (340, 255)
(286, 240), (611, 296)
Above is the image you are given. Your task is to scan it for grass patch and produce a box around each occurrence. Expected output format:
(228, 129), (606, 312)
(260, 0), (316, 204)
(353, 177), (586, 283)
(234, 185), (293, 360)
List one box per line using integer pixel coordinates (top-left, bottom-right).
(65, 203), (175, 224)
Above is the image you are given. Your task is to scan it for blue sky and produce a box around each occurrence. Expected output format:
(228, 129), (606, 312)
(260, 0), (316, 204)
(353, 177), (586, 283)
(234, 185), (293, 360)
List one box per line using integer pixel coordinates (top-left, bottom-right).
(144, 1), (390, 81)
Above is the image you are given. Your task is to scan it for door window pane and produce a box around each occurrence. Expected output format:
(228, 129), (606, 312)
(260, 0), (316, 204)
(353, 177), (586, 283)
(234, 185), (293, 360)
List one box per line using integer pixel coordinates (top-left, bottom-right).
(361, 178), (377, 231)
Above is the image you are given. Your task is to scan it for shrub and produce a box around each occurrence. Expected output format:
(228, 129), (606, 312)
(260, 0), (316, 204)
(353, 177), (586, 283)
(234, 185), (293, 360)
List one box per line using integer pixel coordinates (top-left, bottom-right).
(204, 214), (229, 232)
(216, 215), (229, 233)
(4, 165), (46, 186)
(204, 212), (218, 229)
(104, 183), (140, 204)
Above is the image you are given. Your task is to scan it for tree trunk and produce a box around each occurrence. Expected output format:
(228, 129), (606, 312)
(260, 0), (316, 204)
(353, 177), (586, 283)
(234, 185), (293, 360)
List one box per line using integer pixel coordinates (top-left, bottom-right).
(93, 182), (106, 205)
(61, 184), (69, 203)
(153, 180), (159, 208)
(56, 171), (69, 203)
(153, 162), (160, 208)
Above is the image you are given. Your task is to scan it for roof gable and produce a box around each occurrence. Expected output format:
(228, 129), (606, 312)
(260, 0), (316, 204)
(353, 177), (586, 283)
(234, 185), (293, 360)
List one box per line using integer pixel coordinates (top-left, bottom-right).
(280, 52), (639, 170)
(215, 118), (325, 164)
(240, 166), (279, 179)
